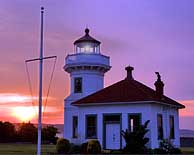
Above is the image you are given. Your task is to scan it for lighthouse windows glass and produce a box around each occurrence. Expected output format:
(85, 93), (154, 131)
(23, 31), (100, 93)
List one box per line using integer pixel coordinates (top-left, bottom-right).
(74, 42), (100, 54)
(74, 77), (82, 93)
(81, 45), (93, 53)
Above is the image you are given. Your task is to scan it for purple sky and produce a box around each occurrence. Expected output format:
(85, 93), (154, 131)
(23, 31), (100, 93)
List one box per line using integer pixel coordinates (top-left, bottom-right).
(0, 0), (193, 129)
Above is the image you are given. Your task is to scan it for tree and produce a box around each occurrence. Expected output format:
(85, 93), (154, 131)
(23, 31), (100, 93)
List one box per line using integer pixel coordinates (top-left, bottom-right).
(18, 122), (37, 143)
(0, 121), (17, 142)
(121, 120), (150, 154)
(0, 121), (4, 142)
(42, 125), (58, 144)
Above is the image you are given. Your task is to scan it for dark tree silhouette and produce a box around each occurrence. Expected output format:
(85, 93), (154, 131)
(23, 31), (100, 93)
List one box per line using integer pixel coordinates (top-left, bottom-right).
(0, 121), (59, 144)
(18, 122), (37, 143)
(0, 121), (17, 142)
(42, 125), (58, 144)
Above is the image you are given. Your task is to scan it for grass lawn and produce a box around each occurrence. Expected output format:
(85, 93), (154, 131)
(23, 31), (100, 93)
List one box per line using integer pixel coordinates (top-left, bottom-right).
(0, 143), (56, 155)
(181, 147), (194, 154)
(0, 143), (194, 155)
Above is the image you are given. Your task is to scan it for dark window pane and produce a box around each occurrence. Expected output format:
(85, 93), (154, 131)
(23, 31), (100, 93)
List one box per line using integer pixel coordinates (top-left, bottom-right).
(73, 116), (78, 138)
(157, 114), (163, 140)
(169, 116), (175, 139)
(86, 115), (97, 138)
(104, 115), (120, 123)
(128, 114), (141, 132)
(74, 77), (82, 93)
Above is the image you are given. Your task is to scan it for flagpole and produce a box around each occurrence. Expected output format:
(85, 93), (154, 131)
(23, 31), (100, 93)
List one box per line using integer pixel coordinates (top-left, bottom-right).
(25, 7), (56, 154)
(37, 7), (44, 155)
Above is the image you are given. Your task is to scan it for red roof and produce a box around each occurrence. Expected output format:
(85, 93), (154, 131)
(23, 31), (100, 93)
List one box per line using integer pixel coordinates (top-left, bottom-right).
(74, 28), (101, 45)
(72, 78), (185, 108)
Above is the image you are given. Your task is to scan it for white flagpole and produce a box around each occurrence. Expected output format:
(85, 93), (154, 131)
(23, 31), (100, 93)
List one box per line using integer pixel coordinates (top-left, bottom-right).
(37, 7), (44, 155)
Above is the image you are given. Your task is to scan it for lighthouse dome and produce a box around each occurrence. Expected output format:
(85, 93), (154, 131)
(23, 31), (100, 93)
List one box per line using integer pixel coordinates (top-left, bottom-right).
(73, 28), (101, 54)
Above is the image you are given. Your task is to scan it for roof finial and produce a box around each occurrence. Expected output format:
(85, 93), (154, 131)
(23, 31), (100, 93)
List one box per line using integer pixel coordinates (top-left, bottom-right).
(41, 6), (44, 13)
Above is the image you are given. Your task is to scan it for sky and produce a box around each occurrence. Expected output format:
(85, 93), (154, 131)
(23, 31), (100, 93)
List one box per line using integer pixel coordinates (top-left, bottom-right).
(0, 0), (193, 129)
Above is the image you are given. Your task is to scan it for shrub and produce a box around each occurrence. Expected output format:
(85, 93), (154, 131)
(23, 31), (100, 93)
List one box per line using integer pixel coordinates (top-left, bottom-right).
(81, 142), (88, 154)
(153, 139), (182, 154)
(153, 148), (167, 154)
(121, 120), (150, 154)
(170, 147), (182, 154)
(56, 138), (71, 154)
(87, 139), (101, 154)
(70, 143), (81, 154)
(145, 148), (154, 154)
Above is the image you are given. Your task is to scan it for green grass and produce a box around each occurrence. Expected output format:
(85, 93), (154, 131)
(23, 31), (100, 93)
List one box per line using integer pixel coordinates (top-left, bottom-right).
(0, 143), (56, 155)
(181, 147), (194, 154)
(0, 144), (194, 155)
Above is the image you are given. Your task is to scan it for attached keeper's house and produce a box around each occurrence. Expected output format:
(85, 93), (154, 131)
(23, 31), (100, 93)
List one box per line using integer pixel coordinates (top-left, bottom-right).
(63, 28), (185, 149)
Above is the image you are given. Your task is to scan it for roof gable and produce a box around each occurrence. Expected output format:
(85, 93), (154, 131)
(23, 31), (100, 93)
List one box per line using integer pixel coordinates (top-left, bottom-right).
(72, 79), (185, 108)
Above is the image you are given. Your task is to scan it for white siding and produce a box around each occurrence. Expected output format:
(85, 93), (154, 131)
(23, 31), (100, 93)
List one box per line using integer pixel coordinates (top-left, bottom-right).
(70, 71), (104, 96)
(64, 102), (180, 149)
(149, 104), (180, 148)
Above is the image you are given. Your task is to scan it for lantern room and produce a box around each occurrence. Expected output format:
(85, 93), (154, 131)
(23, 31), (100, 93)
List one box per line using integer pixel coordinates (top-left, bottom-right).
(73, 28), (101, 54)
(64, 28), (111, 97)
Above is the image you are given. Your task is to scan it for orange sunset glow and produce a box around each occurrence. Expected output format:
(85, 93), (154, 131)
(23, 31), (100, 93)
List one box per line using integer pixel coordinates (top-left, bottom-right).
(12, 106), (36, 122)
(0, 93), (63, 124)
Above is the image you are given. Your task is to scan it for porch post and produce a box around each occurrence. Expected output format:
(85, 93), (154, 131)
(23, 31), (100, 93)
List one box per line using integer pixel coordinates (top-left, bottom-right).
(122, 113), (128, 148)
(98, 113), (103, 146)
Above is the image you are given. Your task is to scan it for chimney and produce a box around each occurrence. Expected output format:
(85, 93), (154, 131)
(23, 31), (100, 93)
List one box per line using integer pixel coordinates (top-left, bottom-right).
(154, 72), (164, 97)
(125, 66), (134, 80)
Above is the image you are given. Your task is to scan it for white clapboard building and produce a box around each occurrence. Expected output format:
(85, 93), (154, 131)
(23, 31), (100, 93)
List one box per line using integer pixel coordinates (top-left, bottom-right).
(63, 28), (184, 149)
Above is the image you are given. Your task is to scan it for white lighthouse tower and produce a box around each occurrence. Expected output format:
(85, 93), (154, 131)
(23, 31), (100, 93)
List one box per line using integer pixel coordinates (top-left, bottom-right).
(63, 28), (111, 141)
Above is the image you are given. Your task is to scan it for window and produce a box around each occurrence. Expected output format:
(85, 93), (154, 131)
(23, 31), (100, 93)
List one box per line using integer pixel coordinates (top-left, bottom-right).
(104, 115), (120, 123)
(157, 114), (163, 140)
(74, 77), (82, 93)
(128, 114), (141, 132)
(86, 115), (97, 139)
(169, 116), (175, 139)
(72, 116), (78, 138)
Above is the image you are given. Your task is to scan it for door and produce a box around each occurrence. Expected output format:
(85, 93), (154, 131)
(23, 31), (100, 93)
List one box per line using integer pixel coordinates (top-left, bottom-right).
(106, 123), (120, 149)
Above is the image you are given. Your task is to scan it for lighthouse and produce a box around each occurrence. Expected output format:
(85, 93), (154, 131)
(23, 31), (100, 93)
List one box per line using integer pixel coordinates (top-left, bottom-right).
(63, 29), (184, 149)
(63, 28), (111, 141)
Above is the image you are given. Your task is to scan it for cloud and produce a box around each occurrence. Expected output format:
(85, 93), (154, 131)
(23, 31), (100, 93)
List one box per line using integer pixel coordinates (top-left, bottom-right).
(179, 100), (194, 117)
(0, 93), (32, 103)
(0, 93), (55, 104)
